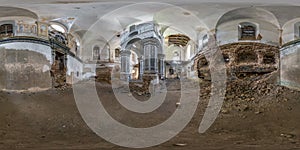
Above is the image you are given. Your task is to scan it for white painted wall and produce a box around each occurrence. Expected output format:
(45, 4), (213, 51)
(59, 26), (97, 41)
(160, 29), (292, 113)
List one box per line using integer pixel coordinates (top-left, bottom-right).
(83, 63), (97, 79)
(67, 55), (83, 80)
(282, 18), (300, 44)
(216, 19), (280, 46)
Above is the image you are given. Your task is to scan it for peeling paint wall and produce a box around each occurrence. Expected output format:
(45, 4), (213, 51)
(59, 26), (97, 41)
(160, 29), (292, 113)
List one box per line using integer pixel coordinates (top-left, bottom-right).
(0, 48), (52, 91)
(0, 42), (53, 64)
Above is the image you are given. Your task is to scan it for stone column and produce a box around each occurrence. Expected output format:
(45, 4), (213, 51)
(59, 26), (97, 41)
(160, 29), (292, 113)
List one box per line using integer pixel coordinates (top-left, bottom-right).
(158, 54), (165, 79)
(51, 49), (56, 65)
(138, 56), (144, 80)
(64, 52), (68, 67)
(120, 50), (131, 81)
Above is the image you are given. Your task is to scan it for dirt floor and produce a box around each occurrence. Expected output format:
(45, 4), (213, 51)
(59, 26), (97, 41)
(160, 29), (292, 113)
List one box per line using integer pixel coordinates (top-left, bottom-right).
(0, 73), (300, 150)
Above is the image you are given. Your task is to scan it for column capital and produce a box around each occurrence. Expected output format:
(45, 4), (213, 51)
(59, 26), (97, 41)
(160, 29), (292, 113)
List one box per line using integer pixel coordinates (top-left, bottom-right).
(120, 50), (131, 56)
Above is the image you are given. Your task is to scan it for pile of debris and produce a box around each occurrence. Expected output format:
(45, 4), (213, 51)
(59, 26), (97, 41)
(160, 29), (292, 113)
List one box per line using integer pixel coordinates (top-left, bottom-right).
(50, 61), (70, 90)
(95, 67), (112, 84)
(129, 74), (160, 96)
(199, 71), (298, 115)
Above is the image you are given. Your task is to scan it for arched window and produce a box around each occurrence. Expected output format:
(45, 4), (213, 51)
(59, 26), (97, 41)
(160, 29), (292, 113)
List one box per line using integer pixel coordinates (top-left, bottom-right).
(186, 45), (191, 60)
(294, 22), (300, 40)
(50, 24), (66, 33)
(100, 44), (110, 61)
(115, 48), (120, 57)
(239, 22), (257, 40)
(0, 24), (13, 37)
(202, 34), (208, 48)
(75, 39), (80, 56)
(173, 51), (180, 61)
(31, 25), (37, 34)
(93, 46), (100, 60)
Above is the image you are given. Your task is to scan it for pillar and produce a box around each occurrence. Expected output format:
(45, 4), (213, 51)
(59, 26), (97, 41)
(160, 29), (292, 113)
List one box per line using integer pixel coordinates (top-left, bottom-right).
(158, 54), (165, 79)
(120, 50), (131, 81)
(51, 48), (56, 65)
(143, 40), (158, 74)
(138, 56), (144, 79)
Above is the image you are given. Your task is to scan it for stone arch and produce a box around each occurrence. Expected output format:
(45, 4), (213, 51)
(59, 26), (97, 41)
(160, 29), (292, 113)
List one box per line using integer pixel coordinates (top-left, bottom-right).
(216, 7), (280, 46)
(122, 36), (143, 50)
(282, 18), (300, 44)
(124, 37), (143, 57)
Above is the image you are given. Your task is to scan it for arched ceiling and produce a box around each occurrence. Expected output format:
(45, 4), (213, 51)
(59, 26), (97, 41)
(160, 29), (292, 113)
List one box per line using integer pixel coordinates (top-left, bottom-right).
(0, 6), (38, 19)
(1, 1), (300, 42)
(216, 7), (280, 28)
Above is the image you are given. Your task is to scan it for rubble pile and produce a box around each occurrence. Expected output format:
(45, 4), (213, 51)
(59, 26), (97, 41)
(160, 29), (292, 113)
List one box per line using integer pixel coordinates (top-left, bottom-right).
(95, 67), (112, 84)
(199, 71), (298, 115)
(50, 61), (69, 90)
(129, 74), (160, 95)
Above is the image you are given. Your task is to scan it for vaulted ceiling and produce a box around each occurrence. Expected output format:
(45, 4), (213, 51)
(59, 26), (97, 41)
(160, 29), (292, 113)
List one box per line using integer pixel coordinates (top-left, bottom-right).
(1, 0), (300, 42)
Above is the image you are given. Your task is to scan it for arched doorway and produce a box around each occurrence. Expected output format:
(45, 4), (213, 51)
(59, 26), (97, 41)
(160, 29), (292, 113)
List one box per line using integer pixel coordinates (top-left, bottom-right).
(125, 38), (142, 80)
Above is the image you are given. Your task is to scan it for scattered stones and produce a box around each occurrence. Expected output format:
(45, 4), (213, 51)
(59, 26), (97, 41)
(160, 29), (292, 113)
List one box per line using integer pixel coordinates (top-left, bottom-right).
(95, 67), (112, 84)
(129, 74), (159, 96)
(241, 115), (247, 119)
(176, 102), (181, 108)
(254, 111), (262, 115)
(221, 109), (230, 114)
(173, 143), (187, 147)
(280, 133), (295, 138)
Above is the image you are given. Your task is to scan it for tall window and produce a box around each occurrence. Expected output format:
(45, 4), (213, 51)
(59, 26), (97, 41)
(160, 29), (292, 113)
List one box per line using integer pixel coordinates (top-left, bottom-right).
(93, 46), (100, 60)
(100, 44), (110, 61)
(239, 22), (257, 40)
(115, 48), (120, 57)
(0, 24), (13, 36)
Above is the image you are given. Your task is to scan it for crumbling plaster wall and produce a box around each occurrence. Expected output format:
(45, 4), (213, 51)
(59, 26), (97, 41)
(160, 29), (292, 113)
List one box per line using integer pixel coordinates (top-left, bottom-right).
(0, 45), (52, 91)
(194, 42), (279, 81)
(1, 42), (53, 63)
